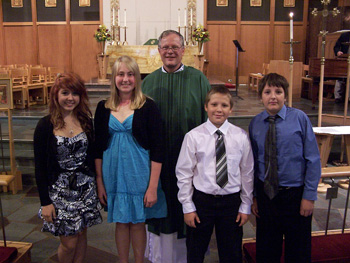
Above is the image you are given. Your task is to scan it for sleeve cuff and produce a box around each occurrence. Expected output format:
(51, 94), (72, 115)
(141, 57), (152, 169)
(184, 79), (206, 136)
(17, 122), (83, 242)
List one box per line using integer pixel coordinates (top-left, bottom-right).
(182, 202), (197, 214)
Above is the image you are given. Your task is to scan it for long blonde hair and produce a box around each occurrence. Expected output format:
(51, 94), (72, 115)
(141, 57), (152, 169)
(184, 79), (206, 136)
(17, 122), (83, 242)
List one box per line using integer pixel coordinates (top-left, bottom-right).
(105, 56), (146, 110)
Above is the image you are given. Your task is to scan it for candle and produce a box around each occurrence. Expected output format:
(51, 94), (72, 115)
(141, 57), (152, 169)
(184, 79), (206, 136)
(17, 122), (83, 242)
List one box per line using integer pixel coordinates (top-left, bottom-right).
(118, 8), (120, 26)
(124, 9), (127, 27)
(289, 12), (293, 40)
(178, 9), (180, 27)
(190, 8), (193, 26)
(184, 8), (187, 27)
(112, 8), (115, 26)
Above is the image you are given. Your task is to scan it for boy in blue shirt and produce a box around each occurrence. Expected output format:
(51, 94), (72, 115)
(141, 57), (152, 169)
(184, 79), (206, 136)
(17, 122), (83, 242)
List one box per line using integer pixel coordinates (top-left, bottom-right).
(249, 73), (321, 263)
(176, 86), (254, 263)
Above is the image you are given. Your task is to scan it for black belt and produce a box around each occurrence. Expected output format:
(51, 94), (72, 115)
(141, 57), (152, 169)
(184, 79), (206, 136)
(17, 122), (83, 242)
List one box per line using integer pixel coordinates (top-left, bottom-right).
(194, 188), (239, 198)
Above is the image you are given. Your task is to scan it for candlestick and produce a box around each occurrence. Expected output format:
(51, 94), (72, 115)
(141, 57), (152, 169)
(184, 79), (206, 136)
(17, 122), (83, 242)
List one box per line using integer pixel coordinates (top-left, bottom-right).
(118, 8), (120, 27)
(124, 9), (127, 27)
(178, 9), (180, 27)
(190, 8), (193, 26)
(184, 8), (187, 27)
(122, 26), (128, 45)
(289, 12), (293, 40)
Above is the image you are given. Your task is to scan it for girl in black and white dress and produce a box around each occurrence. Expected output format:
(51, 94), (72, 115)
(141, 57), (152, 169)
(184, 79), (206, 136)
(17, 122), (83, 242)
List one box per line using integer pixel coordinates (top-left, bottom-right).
(34, 72), (102, 263)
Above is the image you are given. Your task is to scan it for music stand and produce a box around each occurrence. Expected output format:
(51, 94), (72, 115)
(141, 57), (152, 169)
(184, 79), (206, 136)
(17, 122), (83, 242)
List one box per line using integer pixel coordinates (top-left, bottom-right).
(233, 40), (245, 100)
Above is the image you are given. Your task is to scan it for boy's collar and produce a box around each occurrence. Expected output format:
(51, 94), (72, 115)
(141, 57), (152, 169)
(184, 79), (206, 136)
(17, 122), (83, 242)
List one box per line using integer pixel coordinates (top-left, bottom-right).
(263, 105), (287, 120)
(205, 119), (229, 135)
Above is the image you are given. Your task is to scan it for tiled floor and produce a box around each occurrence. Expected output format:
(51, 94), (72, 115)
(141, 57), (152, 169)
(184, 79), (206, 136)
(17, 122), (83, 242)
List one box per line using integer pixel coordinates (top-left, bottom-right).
(0, 84), (349, 262)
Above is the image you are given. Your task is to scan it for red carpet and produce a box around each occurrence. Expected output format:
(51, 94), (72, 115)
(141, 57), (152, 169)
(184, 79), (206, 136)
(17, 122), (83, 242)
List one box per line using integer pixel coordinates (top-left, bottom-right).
(243, 233), (350, 263)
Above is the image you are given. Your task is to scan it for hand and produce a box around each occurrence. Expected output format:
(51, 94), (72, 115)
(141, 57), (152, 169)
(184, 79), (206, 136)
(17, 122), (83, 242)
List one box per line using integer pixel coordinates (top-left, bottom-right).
(41, 204), (56, 223)
(251, 197), (259, 218)
(96, 177), (107, 206)
(184, 212), (200, 228)
(337, 51), (344, 57)
(144, 187), (157, 207)
(236, 212), (249, 227)
(300, 199), (314, 217)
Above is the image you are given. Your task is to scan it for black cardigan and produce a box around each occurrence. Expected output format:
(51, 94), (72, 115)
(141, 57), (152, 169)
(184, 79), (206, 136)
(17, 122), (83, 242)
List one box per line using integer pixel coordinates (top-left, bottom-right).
(334, 32), (350, 56)
(94, 98), (163, 163)
(34, 115), (95, 206)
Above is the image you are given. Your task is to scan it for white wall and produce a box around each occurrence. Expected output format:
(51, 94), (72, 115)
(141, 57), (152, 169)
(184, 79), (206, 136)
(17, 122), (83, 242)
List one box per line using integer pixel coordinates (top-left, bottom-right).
(102, 0), (204, 45)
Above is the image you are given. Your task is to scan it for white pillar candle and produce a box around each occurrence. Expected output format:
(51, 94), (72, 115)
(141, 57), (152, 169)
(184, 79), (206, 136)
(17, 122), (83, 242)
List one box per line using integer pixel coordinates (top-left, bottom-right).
(124, 9), (127, 27)
(190, 8), (193, 26)
(112, 8), (115, 26)
(178, 9), (180, 27)
(184, 8), (187, 27)
(289, 12), (293, 40)
(118, 9), (120, 26)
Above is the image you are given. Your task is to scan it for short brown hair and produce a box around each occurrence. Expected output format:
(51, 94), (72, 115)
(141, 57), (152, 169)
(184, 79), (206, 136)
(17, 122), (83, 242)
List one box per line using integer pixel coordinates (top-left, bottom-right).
(205, 86), (234, 109)
(158, 30), (184, 48)
(258, 73), (289, 98)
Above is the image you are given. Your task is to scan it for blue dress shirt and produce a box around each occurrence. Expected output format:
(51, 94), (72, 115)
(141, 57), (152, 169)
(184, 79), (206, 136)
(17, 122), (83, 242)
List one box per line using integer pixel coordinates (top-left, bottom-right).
(249, 105), (321, 200)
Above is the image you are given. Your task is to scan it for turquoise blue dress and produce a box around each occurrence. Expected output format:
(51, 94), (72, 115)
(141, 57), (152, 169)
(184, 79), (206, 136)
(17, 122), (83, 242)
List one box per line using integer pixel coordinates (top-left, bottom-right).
(102, 114), (167, 224)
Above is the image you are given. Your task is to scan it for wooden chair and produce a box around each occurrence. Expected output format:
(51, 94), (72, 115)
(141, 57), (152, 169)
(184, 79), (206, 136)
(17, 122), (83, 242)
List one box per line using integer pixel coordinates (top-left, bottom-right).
(1, 65), (14, 69)
(301, 64), (313, 99)
(248, 63), (269, 92)
(46, 67), (64, 101)
(27, 67), (47, 107)
(302, 64), (336, 102)
(0, 68), (9, 77)
(15, 64), (28, 69)
(9, 68), (28, 109)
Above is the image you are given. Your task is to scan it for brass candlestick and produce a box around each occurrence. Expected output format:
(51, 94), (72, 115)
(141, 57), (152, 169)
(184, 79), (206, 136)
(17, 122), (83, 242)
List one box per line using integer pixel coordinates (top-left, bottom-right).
(122, 26), (128, 45)
(184, 26), (188, 45)
(282, 40), (301, 107)
(189, 25), (194, 45)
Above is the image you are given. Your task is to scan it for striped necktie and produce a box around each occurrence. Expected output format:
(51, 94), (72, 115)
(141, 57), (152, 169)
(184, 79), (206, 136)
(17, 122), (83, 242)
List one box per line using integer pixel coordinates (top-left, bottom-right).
(216, 130), (228, 188)
(264, 116), (279, 200)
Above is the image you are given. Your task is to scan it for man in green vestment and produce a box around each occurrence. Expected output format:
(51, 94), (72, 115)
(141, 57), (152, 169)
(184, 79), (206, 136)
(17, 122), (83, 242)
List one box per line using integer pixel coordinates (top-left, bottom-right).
(142, 30), (211, 263)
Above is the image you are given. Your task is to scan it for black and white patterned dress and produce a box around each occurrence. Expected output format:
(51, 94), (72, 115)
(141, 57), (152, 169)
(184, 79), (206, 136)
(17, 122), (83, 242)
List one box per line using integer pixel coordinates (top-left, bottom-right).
(39, 132), (102, 236)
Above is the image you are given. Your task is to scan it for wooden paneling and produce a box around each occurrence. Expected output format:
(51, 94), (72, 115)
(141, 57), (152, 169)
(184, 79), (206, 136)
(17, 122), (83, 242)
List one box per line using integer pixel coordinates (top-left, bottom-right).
(206, 24), (236, 81)
(38, 25), (67, 70)
(71, 25), (100, 82)
(273, 24), (304, 61)
(241, 25), (269, 80)
(317, 33), (340, 59)
(4, 26), (35, 65)
(0, 1), (5, 64)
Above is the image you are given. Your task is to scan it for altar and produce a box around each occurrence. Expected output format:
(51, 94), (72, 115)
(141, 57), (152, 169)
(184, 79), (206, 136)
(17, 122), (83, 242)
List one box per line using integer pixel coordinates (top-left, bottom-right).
(106, 45), (198, 74)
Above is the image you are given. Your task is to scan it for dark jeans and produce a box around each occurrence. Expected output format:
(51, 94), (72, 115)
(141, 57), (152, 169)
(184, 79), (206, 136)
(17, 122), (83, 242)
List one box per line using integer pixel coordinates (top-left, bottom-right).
(186, 189), (243, 263)
(256, 180), (312, 263)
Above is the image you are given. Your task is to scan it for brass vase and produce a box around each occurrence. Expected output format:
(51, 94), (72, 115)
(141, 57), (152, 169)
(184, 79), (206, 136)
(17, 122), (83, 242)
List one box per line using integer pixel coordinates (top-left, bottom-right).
(197, 42), (203, 55)
(100, 41), (106, 55)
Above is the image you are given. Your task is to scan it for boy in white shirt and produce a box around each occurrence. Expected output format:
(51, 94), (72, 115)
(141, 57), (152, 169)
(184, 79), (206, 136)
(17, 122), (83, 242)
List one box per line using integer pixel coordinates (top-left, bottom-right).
(176, 86), (254, 263)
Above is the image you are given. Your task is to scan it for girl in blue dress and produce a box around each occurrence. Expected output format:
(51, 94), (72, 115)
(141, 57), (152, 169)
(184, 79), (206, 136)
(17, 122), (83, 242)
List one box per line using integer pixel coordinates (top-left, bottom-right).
(94, 56), (167, 263)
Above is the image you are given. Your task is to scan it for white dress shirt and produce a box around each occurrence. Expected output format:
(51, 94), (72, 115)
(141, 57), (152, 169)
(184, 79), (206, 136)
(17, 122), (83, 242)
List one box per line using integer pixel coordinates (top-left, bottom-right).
(176, 119), (254, 215)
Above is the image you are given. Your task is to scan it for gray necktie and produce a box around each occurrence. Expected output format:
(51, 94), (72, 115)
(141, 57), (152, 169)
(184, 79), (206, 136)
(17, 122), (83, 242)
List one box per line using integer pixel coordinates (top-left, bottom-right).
(216, 130), (228, 188)
(264, 116), (279, 199)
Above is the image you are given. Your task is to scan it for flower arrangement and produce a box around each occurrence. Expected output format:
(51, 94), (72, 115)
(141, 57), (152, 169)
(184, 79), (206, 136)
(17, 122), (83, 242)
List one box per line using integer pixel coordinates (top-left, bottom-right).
(192, 24), (210, 43)
(94, 24), (111, 42)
